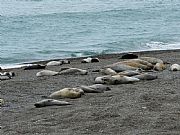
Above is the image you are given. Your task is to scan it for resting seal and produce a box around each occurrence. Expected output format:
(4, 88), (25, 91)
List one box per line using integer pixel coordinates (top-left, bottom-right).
(139, 57), (164, 64)
(80, 84), (111, 93)
(133, 73), (158, 80)
(46, 61), (63, 66)
(36, 70), (59, 77)
(170, 64), (180, 71)
(118, 70), (141, 76)
(100, 68), (117, 75)
(49, 88), (84, 99)
(153, 63), (166, 71)
(95, 75), (139, 85)
(81, 57), (99, 63)
(24, 64), (46, 70)
(121, 53), (138, 59)
(34, 99), (71, 108)
(59, 68), (88, 75)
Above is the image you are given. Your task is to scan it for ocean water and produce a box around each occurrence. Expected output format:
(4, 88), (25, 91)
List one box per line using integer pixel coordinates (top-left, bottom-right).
(1, 0), (180, 68)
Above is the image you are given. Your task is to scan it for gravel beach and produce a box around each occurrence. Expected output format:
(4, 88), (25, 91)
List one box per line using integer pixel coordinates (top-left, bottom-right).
(1, 49), (180, 135)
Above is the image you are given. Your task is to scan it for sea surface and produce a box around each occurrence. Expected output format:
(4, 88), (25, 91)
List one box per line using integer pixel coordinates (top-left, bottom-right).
(1, 0), (180, 68)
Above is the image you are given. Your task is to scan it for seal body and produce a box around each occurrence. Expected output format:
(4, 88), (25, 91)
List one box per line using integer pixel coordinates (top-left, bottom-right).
(36, 70), (59, 77)
(100, 68), (117, 75)
(118, 70), (141, 76)
(81, 57), (99, 63)
(80, 84), (111, 93)
(95, 75), (139, 85)
(49, 88), (84, 99)
(154, 63), (166, 71)
(34, 99), (71, 108)
(106, 63), (137, 72)
(139, 57), (164, 64)
(59, 68), (88, 75)
(24, 64), (46, 70)
(121, 53), (138, 59)
(46, 61), (63, 66)
(170, 64), (180, 71)
(133, 73), (158, 80)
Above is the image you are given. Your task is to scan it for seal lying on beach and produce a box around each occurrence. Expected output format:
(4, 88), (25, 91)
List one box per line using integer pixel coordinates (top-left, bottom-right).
(24, 64), (46, 70)
(120, 61), (152, 70)
(36, 70), (59, 77)
(59, 68), (88, 75)
(121, 53), (138, 59)
(95, 75), (139, 85)
(80, 84), (111, 93)
(132, 73), (158, 80)
(118, 70), (141, 76)
(46, 61), (63, 66)
(34, 99), (71, 108)
(49, 88), (84, 99)
(81, 57), (100, 63)
(153, 63), (166, 71)
(170, 64), (180, 71)
(100, 68), (117, 75)
(139, 57), (164, 64)
(0, 71), (15, 80)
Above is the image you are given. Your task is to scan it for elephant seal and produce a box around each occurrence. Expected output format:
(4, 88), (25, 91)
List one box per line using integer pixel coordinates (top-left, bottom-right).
(34, 99), (71, 108)
(0, 99), (4, 106)
(95, 75), (139, 85)
(153, 63), (166, 71)
(118, 70), (141, 76)
(120, 61), (152, 70)
(121, 53), (138, 59)
(46, 61), (63, 66)
(81, 57), (100, 63)
(170, 64), (180, 71)
(24, 64), (46, 70)
(100, 68), (117, 75)
(126, 59), (153, 68)
(49, 88), (84, 99)
(36, 70), (59, 77)
(80, 84), (111, 93)
(139, 57), (164, 64)
(133, 73), (158, 80)
(59, 68), (88, 75)
(105, 62), (138, 72)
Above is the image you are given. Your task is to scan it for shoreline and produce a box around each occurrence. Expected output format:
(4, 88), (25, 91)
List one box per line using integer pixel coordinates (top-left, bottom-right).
(1, 49), (180, 134)
(1, 48), (180, 70)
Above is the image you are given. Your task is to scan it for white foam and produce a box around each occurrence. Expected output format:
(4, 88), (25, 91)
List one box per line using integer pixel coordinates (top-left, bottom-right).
(0, 64), (33, 70)
(145, 42), (180, 50)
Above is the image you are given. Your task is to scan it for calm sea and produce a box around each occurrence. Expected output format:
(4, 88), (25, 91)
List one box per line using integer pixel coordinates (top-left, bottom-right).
(1, 0), (180, 68)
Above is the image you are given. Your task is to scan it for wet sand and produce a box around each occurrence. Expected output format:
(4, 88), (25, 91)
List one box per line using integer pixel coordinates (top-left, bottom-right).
(1, 49), (180, 135)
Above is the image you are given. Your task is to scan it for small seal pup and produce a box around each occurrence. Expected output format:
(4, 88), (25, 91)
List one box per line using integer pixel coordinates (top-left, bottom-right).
(132, 73), (158, 80)
(81, 57), (100, 63)
(34, 99), (71, 108)
(24, 64), (46, 70)
(80, 84), (111, 93)
(59, 68), (88, 75)
(49, 88), (84, 99)
(170, 64), (180, 71)
(95, 75), (139, 85)
(36, 70), (59, 77)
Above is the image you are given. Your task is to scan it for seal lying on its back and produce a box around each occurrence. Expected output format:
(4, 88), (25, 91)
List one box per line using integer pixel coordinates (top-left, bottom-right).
(170, 64), (180, 71)
(59, 68), (88, 75)
(36, 70), (59, 77)
(95, 75), (139, 85)
(24, 64), (46, 70)
(80, 84), (111, 93)
(49, 88), (84, 99)
(34, 99), (71, 108)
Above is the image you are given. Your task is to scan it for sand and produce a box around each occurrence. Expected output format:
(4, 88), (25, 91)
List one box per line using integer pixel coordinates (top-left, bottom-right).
(1, 49), (180, 135)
